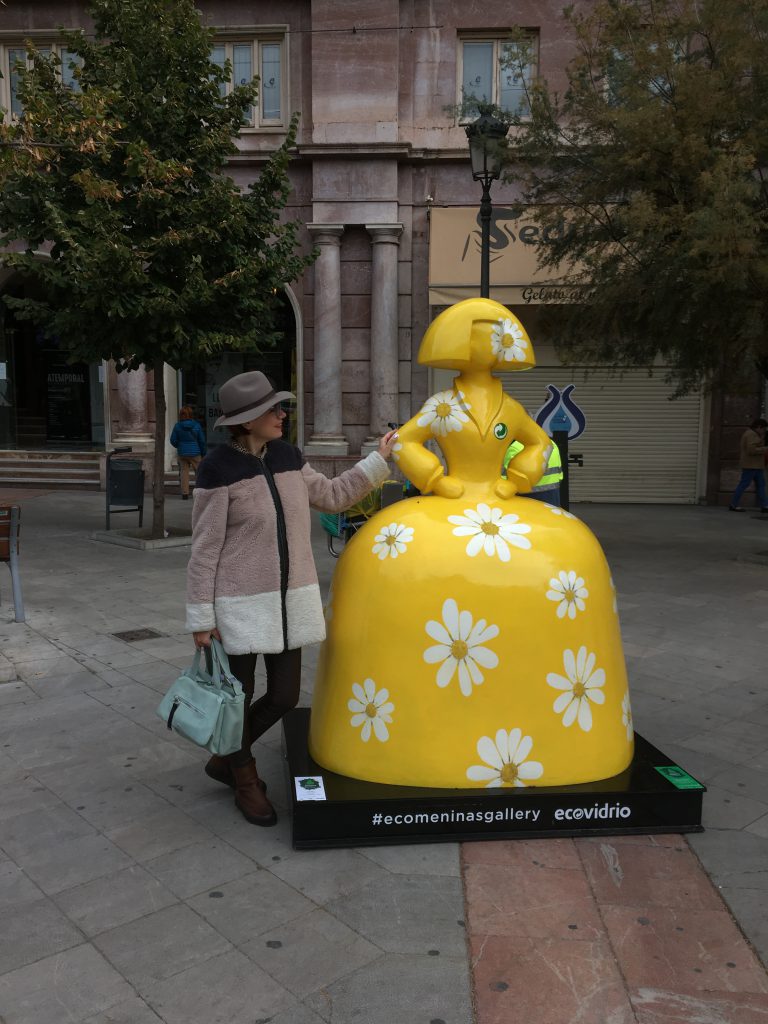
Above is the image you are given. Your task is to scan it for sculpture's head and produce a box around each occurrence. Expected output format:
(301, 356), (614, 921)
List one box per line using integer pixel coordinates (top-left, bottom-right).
(418, 298), (535, 372)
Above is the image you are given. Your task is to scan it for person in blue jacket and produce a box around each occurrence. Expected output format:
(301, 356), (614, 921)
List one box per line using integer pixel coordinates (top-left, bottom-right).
(170, 406), (206, 499)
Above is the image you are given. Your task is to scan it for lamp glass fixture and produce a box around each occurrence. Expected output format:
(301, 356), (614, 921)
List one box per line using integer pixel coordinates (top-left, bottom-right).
(465, 110), (509, 185)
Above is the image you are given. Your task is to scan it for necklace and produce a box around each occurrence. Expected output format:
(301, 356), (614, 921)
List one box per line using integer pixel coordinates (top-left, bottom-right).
(230, 439), (267, 459)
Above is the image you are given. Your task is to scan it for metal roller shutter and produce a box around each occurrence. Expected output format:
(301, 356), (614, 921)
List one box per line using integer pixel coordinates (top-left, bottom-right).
(500, 368), (703, 503)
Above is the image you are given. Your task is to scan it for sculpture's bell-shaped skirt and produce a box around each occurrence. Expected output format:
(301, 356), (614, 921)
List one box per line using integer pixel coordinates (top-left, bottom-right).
(309, 494), (634, 789)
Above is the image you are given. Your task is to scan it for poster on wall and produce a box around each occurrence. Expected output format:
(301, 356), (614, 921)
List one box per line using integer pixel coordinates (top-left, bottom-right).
(45, 352), (91, 444)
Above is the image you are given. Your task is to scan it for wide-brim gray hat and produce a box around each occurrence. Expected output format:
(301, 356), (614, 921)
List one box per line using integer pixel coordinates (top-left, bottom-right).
(214, 370), (295, 429)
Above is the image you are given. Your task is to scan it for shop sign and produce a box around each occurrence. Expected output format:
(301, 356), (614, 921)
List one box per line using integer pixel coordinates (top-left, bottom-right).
(429, 206), (584, 305)
(521, 285), (589, 304)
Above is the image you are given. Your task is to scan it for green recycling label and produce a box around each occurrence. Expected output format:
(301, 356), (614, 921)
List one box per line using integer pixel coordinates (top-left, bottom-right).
(294, 775), (327, 801)
(654, 765), (704, 790)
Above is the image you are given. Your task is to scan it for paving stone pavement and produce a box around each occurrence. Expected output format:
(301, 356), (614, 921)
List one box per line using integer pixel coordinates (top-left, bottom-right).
(0, 490), (766, 1024)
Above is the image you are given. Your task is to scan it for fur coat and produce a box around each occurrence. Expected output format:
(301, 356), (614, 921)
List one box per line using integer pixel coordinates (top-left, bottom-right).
(185, 441), (389, 654)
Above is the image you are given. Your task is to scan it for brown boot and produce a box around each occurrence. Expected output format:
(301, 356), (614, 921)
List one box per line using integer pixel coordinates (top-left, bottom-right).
(231, 759), (277, 827)
(205, 755), (266, 793)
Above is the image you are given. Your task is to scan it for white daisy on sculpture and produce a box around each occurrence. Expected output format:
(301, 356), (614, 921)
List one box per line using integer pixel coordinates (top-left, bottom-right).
(546, 570), (589, 619)
(371, 522), (414, 560)
(490, 317), (529, 363)
(348, 679), (394, 742)
(621, 691), (633, 741)
(466, 728), (544, 788)
(448, 502), (531, 561)
(546, 504), (576, 520)
(416, 390), (471, 437)
(547, 646), (606, 732)
(423, 598), (499, 697)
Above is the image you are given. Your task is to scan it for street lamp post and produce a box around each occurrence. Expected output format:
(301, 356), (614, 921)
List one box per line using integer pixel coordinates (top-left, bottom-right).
(465, 107), (510, 299)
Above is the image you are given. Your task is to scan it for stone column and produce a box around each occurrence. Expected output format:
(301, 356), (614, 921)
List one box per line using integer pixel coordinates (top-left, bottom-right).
(163, 363), (179, 473)
(363, 223), (403, 452)
(113, 364), (153, 444)
(304, 224), (348, 456)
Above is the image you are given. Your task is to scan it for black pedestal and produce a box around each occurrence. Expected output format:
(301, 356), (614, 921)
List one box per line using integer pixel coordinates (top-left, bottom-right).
(282, 708), (705, 850)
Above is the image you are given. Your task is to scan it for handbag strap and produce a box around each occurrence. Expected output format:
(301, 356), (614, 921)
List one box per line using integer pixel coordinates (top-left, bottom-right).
(190, 646), (214, 684)
(188, 640), (244, 696)
(209, 638), (244, 696)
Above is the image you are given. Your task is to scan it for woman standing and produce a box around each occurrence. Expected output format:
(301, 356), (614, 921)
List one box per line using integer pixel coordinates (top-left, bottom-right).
(186, 370), (396, 826)
(170, 406), (207, 499)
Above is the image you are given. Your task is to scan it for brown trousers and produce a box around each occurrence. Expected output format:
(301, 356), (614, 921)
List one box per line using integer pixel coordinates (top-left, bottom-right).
(227, 649), (302, 766)
(179, 455), (201, 496)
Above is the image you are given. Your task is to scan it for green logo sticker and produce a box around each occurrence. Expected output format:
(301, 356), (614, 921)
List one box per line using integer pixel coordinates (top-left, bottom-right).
(294, 775), (327, 801)
(654, 766), (704, 790)
(494, 423), (508, 440)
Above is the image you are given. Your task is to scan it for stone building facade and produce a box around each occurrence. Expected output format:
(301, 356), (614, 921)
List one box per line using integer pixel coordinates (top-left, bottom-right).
(0, 1), (763, 502)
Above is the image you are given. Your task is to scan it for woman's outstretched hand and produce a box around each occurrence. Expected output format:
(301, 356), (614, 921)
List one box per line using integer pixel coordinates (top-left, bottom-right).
(193, 628), (221, 649)
(377, 429), (399, 460)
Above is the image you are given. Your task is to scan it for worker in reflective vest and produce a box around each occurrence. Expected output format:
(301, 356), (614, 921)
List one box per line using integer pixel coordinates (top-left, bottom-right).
(503, 438), (563, 505)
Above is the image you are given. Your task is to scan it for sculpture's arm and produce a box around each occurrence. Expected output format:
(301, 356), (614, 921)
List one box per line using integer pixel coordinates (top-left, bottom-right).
(396, 414), (463, 497)
(495, 399), (551, 498)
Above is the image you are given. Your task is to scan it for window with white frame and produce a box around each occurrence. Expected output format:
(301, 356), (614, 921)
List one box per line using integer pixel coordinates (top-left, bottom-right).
(1, 43), (82, 116)
(459, 34), (538, 117)
(210, 37), (285, 128)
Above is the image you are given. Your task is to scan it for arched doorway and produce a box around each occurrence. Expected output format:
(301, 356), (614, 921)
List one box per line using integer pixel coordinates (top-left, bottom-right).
(177, 289), (300, 449)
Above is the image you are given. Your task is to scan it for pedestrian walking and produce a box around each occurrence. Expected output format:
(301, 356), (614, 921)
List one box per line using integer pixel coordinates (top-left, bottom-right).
(185, 370), (397, 826)
(729, 417), (768, 512)
(170, 406), (206, 499)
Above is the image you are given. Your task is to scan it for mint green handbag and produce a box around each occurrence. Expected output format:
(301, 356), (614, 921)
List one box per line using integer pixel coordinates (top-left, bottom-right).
(157, 639), (245, 755)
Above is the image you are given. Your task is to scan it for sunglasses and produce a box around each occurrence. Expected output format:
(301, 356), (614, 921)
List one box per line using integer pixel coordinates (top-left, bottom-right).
(268, 402), (291, 415)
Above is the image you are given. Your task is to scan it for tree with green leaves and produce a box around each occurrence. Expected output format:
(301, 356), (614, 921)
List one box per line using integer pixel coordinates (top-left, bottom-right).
(499, 0), (768, 397)
(0, 0), (312, 536)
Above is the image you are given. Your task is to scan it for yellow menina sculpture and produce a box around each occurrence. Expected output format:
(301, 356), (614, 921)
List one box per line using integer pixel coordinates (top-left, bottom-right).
(310, 298), (634, 788)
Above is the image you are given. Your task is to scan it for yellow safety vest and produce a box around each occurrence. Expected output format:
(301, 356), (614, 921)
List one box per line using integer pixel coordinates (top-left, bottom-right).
(503, 440), (563, 491)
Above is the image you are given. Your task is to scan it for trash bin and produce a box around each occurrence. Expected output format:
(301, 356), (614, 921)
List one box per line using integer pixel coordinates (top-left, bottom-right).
(106, 448), (145, 530)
